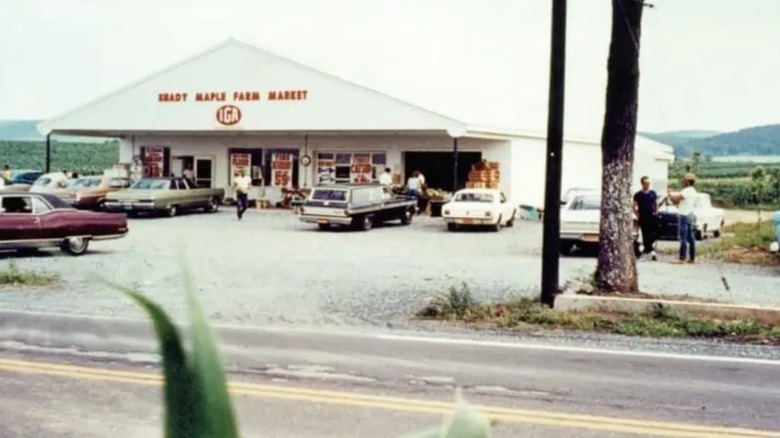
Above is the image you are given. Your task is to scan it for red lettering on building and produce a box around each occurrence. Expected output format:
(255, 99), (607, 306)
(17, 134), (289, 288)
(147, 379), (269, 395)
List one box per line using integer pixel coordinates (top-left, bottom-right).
(160, 90), (307, 103)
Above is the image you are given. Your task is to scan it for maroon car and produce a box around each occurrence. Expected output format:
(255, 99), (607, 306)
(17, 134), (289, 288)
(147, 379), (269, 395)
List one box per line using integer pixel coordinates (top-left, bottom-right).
(0, 191), (128, 256)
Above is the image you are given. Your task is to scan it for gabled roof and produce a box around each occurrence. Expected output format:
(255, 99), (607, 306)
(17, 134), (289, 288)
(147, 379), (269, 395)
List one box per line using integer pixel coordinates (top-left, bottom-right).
(38, 38), (469, 135)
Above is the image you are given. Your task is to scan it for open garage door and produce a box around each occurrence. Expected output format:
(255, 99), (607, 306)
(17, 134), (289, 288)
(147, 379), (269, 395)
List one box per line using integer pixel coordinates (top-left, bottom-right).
(403, 151), (482, 192)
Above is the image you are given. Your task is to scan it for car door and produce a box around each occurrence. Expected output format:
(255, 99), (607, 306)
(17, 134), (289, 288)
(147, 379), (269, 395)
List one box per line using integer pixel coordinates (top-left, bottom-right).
(499, 192), (513, 223)
(33, 195), (74, 239)
(0, 195), (42, 242)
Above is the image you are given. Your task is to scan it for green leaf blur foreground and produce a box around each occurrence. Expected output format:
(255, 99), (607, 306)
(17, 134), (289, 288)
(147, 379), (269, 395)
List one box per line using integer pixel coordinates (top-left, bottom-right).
(104, 262), (491, 437)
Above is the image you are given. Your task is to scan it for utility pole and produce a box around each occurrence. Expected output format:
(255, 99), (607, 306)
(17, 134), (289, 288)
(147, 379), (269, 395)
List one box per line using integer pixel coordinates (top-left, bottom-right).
(540, 0), (567, 307)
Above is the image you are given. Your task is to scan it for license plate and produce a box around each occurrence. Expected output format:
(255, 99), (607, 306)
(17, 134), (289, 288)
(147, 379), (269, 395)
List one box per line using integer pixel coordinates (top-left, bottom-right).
(582, 234), (599, 243)
(462, 218), (475, 225)
(317, 219), (329, 224)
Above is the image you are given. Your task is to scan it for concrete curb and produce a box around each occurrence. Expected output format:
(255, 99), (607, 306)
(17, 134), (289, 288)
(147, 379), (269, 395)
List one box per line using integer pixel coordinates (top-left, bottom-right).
(555, 294), (780, 325)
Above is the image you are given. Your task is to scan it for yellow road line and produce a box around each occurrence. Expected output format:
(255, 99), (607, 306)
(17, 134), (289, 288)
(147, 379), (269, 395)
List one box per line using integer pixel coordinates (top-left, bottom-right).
(0, 358), (778, 438)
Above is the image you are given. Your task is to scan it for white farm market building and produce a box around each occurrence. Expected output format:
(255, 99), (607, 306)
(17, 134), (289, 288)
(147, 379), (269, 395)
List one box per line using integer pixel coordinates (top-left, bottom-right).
(38, 39), (673, 207)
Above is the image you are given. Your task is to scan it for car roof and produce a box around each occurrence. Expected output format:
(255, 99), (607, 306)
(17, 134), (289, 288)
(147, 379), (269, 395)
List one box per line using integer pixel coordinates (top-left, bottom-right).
(315, 184), (381, 189)
(455, 188), (501, 194)
(0, 191), (74, 209)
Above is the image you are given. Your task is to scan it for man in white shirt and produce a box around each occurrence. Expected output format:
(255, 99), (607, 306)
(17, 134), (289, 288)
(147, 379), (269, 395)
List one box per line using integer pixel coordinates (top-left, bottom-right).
(667, 173), (698, 264)
(232, 168), (252, 220)
(378, 168), (393, 185)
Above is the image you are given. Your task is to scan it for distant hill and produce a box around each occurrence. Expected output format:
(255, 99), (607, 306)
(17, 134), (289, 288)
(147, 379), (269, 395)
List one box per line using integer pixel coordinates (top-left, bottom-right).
(0, 119), (110, 143)
(642, 124), (780, 158)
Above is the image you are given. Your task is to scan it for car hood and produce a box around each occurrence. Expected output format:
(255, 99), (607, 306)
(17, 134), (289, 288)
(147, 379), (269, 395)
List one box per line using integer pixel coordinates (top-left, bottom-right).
(106, 190), (159, 200)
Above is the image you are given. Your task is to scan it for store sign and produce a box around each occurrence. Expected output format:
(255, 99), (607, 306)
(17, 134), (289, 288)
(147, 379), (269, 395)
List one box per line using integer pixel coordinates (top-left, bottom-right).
(316, 158), (336, 185)
(350, 155), (372, 184)
(230, 153), (251, 185)
(143, 146), (164, 177)
(158, 89), (308, 103)
(216, 105), (242, 126)
(271, 153), (293, 188)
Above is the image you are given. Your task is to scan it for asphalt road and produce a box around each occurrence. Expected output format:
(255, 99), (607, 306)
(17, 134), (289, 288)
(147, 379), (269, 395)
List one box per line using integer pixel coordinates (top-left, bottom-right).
(1, 312), (779, 437)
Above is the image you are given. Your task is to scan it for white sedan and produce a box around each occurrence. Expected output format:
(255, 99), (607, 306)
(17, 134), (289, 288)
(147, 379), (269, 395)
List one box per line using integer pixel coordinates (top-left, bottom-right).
(658, 192), (725, 240)
(442, 189), (516, 232)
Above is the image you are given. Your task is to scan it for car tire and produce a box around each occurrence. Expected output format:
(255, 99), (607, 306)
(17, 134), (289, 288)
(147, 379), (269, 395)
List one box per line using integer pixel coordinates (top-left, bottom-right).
(560, 241), (574, 256)
(713, 228), (721, 238)
(400, 208), (413, 225)
(61, 237), (90, 256)
(506, 210), (516, 227)
(318, 223), (331, 231)
(205, 197), (220, 213)
(166, 205), (178, 218)
(695, 225), (706, 241)
(491, 216), (502, 232)
(358, 214), (374, 231)
(447, 223), (458, 232)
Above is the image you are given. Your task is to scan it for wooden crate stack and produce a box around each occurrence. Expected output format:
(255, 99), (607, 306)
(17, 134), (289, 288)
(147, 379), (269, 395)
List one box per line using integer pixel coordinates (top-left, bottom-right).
(465, 160), (500, 189)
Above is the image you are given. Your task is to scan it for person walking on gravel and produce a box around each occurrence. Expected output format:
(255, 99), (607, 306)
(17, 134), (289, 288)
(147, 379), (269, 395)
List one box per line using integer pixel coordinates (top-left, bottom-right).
(232, 168), (252, 220)
(667, 173), (698, 264)
(633, 176), (659, 260)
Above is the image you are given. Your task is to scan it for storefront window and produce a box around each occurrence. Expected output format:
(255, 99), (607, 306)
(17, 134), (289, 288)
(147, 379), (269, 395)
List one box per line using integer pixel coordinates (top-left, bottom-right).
(264, 149), (299, 189)
(317, 152), (386, 185)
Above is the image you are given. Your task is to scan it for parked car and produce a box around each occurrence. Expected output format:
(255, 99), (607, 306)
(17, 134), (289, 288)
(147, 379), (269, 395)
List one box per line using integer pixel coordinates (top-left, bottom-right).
(656, 193), (724, 240)
(442, 188), (517, 232)
(102, 177), (224, 217)
(0, 170), (43, 191)
(0, 191), (128, 256)
(769, 210), (780, 254)
(559, 191), (642, 255)
(29, 172), (70, 194)
(561, 187), (598, 205)
(299, 184), (416, 231)
(59, 176), (133, 210)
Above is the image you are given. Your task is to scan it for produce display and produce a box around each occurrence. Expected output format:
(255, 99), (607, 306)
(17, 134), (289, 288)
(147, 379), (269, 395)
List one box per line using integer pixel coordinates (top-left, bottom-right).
(466, 160), (500, 189)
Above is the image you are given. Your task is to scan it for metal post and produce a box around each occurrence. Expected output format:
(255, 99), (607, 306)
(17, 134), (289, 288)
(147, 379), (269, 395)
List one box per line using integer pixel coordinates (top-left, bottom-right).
(45, 133), (52, 173)
(541, 0), (567, 307)
(452, 137), (459, 191)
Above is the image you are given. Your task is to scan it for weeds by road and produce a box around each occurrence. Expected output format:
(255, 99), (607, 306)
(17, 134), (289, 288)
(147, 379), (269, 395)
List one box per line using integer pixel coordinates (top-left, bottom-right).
(418, 284), (780, 345)
(0, 262), (55, 288)
(660, 220), (778, 266)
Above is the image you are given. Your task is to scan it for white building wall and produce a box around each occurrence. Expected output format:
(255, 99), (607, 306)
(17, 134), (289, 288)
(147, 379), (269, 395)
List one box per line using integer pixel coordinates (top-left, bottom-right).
(508, 138), (671, 209)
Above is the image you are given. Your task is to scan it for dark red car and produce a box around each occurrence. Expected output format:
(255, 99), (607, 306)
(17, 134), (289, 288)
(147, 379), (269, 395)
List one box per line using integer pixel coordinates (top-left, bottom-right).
(0, 191), (128, 256)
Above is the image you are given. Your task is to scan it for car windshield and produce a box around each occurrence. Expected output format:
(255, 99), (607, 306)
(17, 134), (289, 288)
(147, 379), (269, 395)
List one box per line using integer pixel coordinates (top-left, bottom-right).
(312, 189), (348, 201)
(68, 178), (102, 188)
(454, 192), (493, 202)
(131, 179), (170, 190)
(33, 177), (51, 186)
(570, 195), (601, 210)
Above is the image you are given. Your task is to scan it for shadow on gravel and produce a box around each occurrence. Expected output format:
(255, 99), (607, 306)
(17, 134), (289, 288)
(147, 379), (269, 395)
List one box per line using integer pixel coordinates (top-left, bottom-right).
(0, 249), (115, 260)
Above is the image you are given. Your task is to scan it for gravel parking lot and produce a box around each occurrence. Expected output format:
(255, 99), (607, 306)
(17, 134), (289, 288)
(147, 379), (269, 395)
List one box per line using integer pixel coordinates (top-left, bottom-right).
(1, 209), (779, 328)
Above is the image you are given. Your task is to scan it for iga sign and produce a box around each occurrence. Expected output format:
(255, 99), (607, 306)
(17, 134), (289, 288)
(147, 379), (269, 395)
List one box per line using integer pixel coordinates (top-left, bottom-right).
(271, 153), (293, 188)
(216, 105), (242, 126)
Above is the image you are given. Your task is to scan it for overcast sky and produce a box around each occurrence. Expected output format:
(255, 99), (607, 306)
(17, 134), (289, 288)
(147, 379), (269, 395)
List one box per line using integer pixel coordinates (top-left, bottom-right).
(1, 0), (777, 136)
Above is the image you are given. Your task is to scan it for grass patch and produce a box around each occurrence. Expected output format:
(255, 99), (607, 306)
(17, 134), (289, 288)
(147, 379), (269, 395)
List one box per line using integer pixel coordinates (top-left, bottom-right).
(0, 262), (56, 287)
(417, 287), (780, 345)
(660, 220), (778, 266)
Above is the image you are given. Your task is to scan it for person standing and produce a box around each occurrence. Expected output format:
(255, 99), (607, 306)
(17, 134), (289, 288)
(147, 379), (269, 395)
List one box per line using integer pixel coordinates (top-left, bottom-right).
(378, 167), (393, 185)
(232, 168), (252, 220)
(406, 171), (422, 197)
(183, 164), (195, 184)
(632, 176), (658, 260)
(2, 164), (10, 183)
(667, 173), (698, 264)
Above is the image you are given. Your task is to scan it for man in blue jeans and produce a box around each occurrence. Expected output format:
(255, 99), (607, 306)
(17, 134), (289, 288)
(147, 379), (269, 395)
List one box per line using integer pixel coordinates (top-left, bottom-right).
(667, 173), (698, 264)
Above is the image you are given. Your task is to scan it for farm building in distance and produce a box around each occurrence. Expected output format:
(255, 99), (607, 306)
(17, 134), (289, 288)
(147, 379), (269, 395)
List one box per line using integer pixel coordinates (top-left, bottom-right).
(37, 38), (673, 206)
